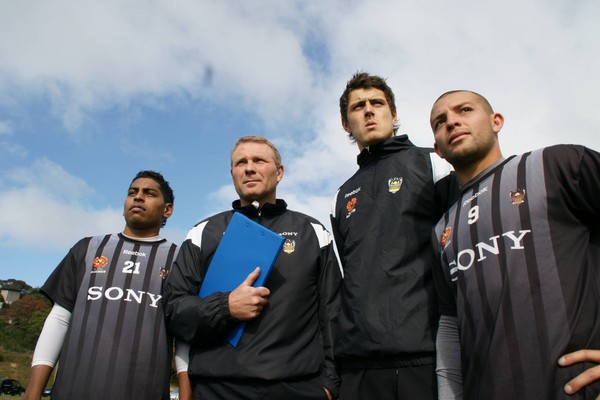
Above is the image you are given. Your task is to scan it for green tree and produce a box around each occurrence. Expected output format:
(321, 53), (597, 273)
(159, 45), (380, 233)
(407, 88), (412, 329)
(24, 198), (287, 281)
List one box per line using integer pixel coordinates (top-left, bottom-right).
(0, 292), (51, 351)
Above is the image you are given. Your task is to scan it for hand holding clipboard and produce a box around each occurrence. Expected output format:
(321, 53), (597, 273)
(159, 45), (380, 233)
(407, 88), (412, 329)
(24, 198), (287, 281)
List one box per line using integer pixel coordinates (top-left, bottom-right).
(199, 212), (285, 347)
(228, 266), (270, 320)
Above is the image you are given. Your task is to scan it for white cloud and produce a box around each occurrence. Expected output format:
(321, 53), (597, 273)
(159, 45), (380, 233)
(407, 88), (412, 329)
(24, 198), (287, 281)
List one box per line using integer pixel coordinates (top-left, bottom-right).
(0, 0), (318, 131)
(279, 190), (335, 232)
(267, 0), (600, 228)
(3, 0), (597, 152)
(0, 141), (27, 158)
(4, 158), (95, 201)
(0, 159), (123, 249)
(1, 0), (600, 243)
(0, 121), (27, 157)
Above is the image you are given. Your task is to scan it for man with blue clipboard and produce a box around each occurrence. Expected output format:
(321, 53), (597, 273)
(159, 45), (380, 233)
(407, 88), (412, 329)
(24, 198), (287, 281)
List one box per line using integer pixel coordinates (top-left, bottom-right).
(163, 136), (342, 400)
(198, 211), (285, 348)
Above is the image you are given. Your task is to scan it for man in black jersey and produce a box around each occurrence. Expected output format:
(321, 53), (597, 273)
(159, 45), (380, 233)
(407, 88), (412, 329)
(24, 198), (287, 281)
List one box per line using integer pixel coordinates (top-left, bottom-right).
(24, 170), (191, 400)
(163, 136), (341, 400)
(330, 72), (458, 400)
(430, 90), (600, 399)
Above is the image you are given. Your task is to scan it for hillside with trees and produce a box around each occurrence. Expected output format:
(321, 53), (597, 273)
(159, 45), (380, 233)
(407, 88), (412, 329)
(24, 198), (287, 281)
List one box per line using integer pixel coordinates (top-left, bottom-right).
(0, 279), (51, 386)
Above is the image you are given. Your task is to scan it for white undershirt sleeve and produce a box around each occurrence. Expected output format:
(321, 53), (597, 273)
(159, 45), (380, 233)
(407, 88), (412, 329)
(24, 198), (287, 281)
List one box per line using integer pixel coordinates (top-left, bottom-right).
(436, 315), (463, 400)
(174, 340), (190, 373)
(31, 304), (72, 368)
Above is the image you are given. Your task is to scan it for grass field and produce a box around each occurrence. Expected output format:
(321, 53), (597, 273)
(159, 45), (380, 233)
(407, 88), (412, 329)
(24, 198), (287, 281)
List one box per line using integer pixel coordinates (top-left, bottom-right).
(0, 347), (32, 392)
(0, 348), (41, 399)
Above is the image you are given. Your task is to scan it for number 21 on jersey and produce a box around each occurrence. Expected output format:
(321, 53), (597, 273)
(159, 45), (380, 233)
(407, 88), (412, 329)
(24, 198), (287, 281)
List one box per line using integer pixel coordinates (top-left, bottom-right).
(123, 261), (141, 274)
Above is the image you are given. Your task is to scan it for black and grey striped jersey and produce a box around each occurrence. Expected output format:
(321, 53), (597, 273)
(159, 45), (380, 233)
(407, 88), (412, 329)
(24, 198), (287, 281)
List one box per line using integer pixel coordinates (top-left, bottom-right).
(433, 145), (600, 399)
(42, 233), (178, 400)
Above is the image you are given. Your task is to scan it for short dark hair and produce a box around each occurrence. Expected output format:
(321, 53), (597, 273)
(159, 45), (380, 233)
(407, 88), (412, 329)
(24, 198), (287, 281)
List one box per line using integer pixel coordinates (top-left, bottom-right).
(130, 170), (174, 228)
(131, 170), (174, 205)
(339, 72), (398, 138)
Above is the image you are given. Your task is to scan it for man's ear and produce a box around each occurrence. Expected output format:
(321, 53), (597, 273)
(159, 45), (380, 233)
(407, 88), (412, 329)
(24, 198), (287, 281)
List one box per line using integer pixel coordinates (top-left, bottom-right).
(276, 165), (284, 182)
(491, 112), (504, 133)
(433, 142), (444, 159)
(163, 203), (174, 220)
(342, 117), (352, 134)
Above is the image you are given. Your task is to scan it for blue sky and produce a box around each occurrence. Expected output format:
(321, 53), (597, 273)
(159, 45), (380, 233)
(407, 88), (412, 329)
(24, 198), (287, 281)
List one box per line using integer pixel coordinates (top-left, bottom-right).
(1, 0), (599, 287)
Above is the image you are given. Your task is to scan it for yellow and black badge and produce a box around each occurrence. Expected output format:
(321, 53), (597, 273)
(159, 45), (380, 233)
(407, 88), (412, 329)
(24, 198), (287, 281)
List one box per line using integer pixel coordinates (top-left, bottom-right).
(159, 267), (169, 279)
(388, 177), (403, 194)
(283, 239), (296, 254)
(510, 188), (526, 205)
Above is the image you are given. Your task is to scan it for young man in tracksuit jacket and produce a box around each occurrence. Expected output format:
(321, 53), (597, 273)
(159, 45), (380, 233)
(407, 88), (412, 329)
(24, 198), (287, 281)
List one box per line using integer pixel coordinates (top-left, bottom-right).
(330, 72), (458, 399)
(163, 136), (342, 400)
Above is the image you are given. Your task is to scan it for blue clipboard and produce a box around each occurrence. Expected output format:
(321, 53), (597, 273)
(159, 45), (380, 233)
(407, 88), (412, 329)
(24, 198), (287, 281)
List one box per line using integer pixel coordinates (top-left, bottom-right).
(199, 211), (285, 347)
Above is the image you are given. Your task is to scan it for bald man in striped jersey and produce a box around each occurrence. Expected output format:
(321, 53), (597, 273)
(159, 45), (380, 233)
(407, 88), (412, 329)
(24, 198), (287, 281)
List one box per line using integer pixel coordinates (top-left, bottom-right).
(430, 91), (600, 399)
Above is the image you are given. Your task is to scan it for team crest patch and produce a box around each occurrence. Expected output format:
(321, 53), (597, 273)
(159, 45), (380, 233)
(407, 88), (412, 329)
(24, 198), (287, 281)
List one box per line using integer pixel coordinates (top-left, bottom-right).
(388, 177), (403, 194)
(159, 267), (169, 279)
(441, 227), (452, 247)
(93, 256), (108, 269)
(92, 256), (108, 273)
(283, 239), (296, 254)
(345, 197), (357, 218)
(509, 188), (526, 205)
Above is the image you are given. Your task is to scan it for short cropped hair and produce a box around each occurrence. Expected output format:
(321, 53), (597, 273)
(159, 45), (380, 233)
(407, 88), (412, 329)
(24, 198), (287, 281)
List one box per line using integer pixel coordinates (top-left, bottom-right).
(433, 90), (495, 114)
(230, 135), (282, 168)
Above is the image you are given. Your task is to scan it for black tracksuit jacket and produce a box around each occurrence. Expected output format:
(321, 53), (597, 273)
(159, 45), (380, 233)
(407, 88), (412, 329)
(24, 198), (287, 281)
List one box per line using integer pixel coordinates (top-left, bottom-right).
(331, 135), (458, 368)
(163, 200), (342, 397)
